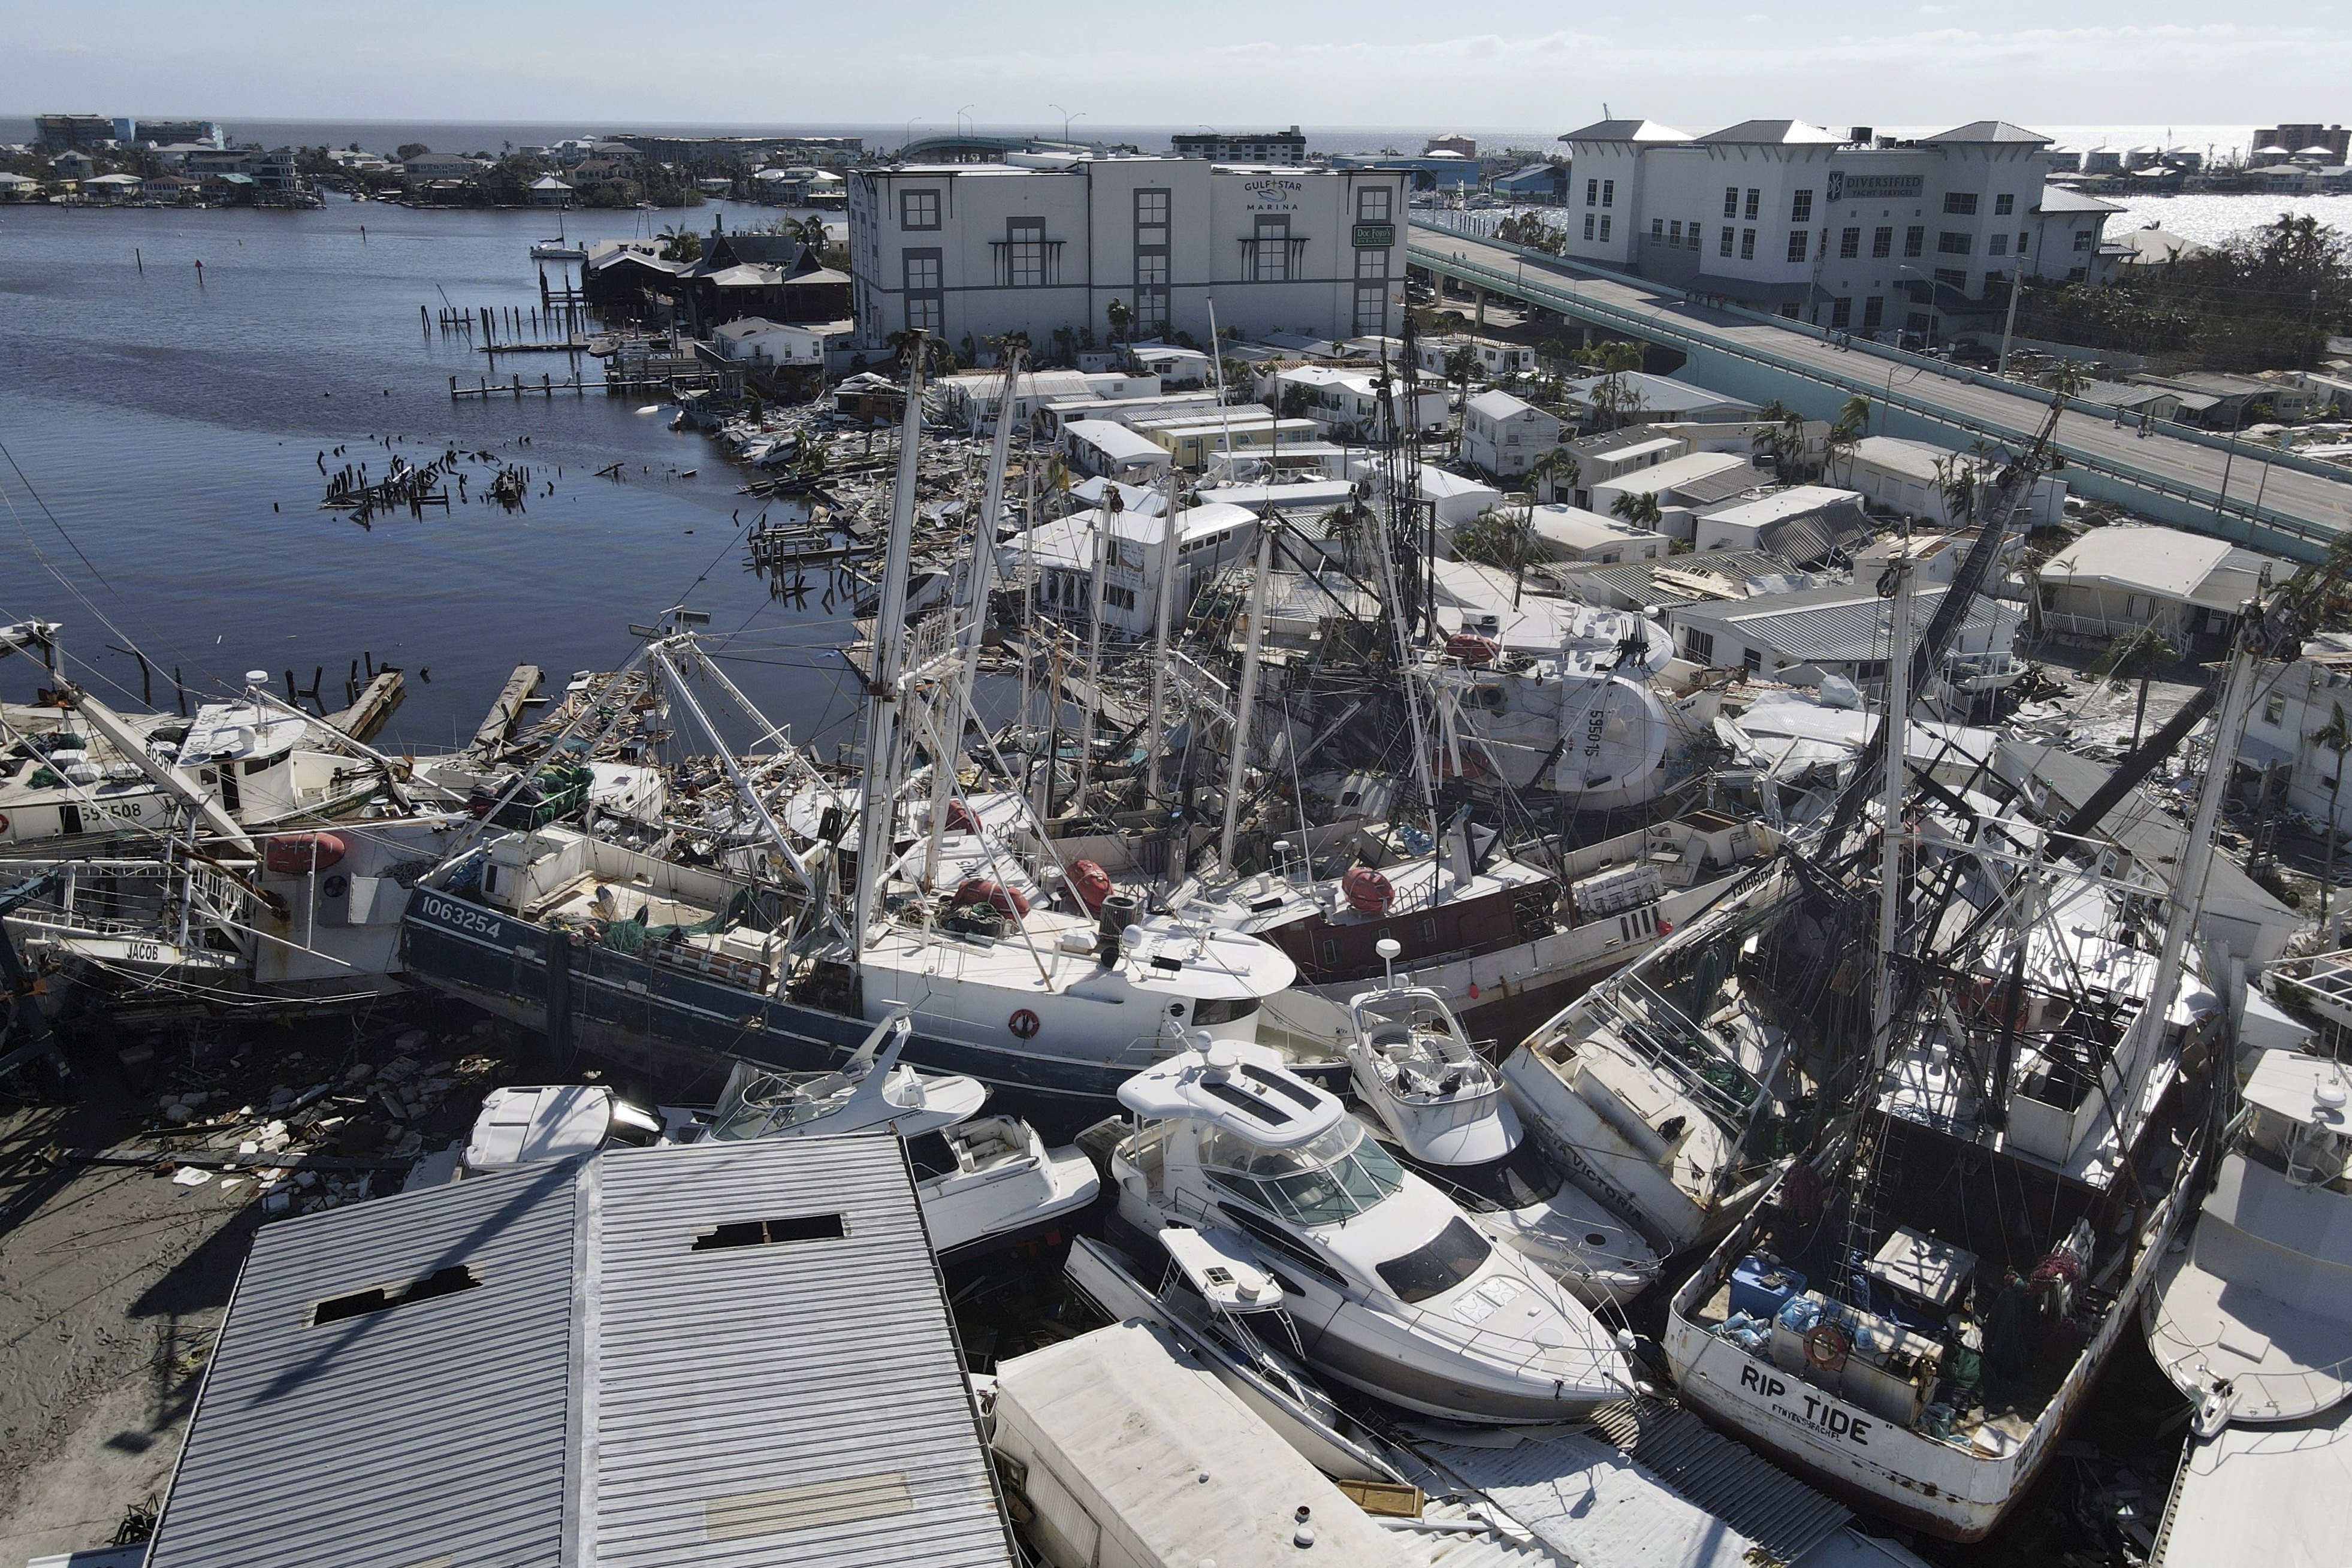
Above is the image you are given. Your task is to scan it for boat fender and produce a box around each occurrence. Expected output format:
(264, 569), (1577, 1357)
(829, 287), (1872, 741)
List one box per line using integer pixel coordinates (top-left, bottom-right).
(946, 799), (982, 834)
(1804, 1319), (1852, 1373)
(265, 832), (348, 875)
(1066, 859), (1115, 915)
(952, 878), (1029, 920)
(1342, 865), (1393, 915)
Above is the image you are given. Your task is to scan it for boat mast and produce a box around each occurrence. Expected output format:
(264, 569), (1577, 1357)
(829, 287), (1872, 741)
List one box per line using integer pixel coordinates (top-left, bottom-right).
(853, 335), (929, 951)
(1144, 466), (1182, 807)
(2112, 600), (2266, 1147)
(1077, 487), (1118, 812)
(1218, 529), (1275, 872)
(923, 346), (1021, 887)
(1368, 361), (1446, 898)
(1870, 548), (1915, 1083)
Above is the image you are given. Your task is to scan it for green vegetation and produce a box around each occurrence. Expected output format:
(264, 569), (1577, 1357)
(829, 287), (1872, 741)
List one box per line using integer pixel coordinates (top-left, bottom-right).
(2015, 213), (2351, 371)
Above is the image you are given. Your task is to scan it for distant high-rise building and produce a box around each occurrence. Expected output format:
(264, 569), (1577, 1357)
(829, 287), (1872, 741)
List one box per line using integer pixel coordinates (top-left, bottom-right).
(36, 114), (116, 152)
(2255, 123), (2349, 159)
(1424, 134), (1478, 159)
(1169, 126), (1306, 166)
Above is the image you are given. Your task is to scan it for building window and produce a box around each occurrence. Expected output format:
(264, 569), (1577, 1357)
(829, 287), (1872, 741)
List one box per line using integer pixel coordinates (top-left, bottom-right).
(1598, 216), (1611, 241)
(1944, 192), (1978, 216)
(903, 247), (943, 332)
(1994, 192), (2015, 216)
(1862, 295), (1885, 333)
(1831, 297), (1852, 328)
(1791, 189), (1813, 222)
(1934, 266), (1968, 289)
(1872, 225), (1893, 259)
(1137, 189), (1171, 228)
(1354, 246), (1385, 279)
(1682, 629), (1715, 662)
(1601, 179), (1614, 208)
(2266, 693), (2287, 725)
(900, 189), (940, 229)
(2018, 231), (2030, 255)
(1904, 225), (1925, 257)
(1787, 229), (1808, 262)
(1988, 233), (2007, 257)
(1252, 214), (1290, 281)
(1355, 281), (1387, 335)
(1006, 217), (1046, 287)
(1719, 225), (1734, 257)
(1586, 178), (1598, 206)
(1840, 226), (1861, 259)
(1357, 186), (1391, 222)
(1740, 228), (1755, 260)
(1744, 188), (1760, 220)
(1938, 230), (1973, 255)
(1584, 213), (1596, 240)
(1742, 646), (1763, 673)
(1653, 217), (1666, 240)
(2073, 228), (2095, 252)
(1779, 302), (1801, 319)
(1136, 285), (1169, 326)
(1686, 224), (1701, 250)
(1139, 249), (1172, 286)
(1724, 186), (1740, 218)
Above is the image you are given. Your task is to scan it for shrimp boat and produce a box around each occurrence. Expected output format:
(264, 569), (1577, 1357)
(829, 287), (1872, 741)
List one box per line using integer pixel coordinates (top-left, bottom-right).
(1656, 537), (2256, 1541)
(400, 342), (1313, 1127)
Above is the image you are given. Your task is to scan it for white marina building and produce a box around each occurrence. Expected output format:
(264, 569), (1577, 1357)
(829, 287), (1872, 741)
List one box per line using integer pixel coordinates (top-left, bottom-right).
(846, 155), (1409, 354)
(1554, 119), (2122, 342)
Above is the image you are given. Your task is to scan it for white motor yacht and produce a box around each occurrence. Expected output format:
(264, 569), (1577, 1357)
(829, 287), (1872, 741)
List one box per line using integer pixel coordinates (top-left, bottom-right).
(1104, 1038), (1631, 1424)
(1346, 968), (1659, 1306)
(2145, 1049), (2352, 1436)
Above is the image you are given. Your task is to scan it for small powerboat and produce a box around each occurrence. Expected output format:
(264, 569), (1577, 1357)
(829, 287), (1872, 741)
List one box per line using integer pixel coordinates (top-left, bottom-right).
(1346, 970), (1660, 1307)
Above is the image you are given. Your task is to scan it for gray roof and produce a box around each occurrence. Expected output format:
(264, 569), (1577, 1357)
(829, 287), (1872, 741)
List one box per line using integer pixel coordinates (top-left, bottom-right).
(1558, 119), (1693, 145)
(1755, 500), (1874, 567)
(1671, 581), (2021, 666)
(1924, 121), (2051, 144)
(1673, 463), (1774, 506)
(149, 1138), (1013, 1568)
(1695, 120), (1845, 146)
(1547, 549), (1808, 611)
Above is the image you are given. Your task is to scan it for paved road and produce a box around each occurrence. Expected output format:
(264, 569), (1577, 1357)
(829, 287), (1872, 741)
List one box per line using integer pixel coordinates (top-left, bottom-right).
(1409, 228), (2352, 558)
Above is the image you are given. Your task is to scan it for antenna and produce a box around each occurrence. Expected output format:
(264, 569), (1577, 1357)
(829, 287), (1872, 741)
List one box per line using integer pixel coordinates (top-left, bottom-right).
(1378, 936), (1402, 988)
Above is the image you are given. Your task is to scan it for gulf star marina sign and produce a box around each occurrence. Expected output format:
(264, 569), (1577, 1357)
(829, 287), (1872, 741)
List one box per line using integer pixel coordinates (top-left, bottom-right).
(1243, 177), (1302, 211)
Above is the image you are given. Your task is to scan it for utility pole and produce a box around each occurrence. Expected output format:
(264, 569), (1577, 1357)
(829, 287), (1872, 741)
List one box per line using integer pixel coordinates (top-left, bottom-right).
(1996, 271), (2026, 379)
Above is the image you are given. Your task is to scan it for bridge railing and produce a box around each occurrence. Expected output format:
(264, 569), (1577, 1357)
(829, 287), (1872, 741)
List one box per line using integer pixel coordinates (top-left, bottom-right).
(1406, 223), (2344, 560)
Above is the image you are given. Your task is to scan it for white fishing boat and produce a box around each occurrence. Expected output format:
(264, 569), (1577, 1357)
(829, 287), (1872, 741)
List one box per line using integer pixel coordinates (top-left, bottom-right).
(1657, 533), (2250, 1542)
(2145, 1049), (2352, 1436)
(1101, 1037), (1632, 1422)
(1345, 963), (1659, 1305)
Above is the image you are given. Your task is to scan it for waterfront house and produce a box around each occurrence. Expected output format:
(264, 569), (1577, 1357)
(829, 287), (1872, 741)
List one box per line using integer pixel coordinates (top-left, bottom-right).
(397, 152), (485, 183)
(1524, 504), (1670, 563)
(711, 316), (855, 372)
(528, 173), (573, 206)
(1267, 364), (1448, 439)
(1668, 578), (2020, 688)
(1416, 334), (1540, 379)
(0, 171), (41, 200)
(1843, 434), (2066, 529)
(1462, 389), (1563, 478)
(1586, 451), (1759, 540)
(1062, 419), (1177, 483)
(1001, 502), (1258, 636)
(47, 150), (95, 179)
(1693, 484), (1872, 564)
(2033, 524), (2271, 646)
(1562, 370), (1759, 428)
(82, 172), (143, 203)
(1560, 425), (1687, 505)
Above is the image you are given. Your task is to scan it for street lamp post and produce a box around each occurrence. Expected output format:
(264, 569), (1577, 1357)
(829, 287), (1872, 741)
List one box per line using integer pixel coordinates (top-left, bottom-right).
(1049, 104), (1085, 142)
(957, 105), (975, 137)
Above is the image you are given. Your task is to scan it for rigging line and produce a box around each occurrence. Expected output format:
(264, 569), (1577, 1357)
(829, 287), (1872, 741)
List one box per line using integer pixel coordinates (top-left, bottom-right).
(0, 437), (118, 593)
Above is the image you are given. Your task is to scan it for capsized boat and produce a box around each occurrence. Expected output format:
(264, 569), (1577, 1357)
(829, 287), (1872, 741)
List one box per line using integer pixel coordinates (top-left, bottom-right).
(1345, 970), (1659, 1305)
(1101, 1037), (1631, 1422)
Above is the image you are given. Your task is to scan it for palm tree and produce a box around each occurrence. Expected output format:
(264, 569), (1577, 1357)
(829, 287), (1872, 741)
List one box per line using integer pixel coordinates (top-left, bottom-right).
(1106, 297), (1134, 364)
(1751, 399), (1805, 476)
(1575, 340), (1645, 431)
(2087, 625), (2178, 751)
(656, 223), (702, 262)
(1931, 454), (1977, 527)
(1526, 448), (1581, 506)
(2312, 701), (2352, 927)
(1825, 394), (1871, 485)
(1611, 490), (1664, 528)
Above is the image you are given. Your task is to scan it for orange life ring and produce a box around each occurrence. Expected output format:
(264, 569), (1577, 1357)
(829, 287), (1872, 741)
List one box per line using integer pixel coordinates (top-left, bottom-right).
(1805, 1319), (1852, 1373)
(1008, 1008), (1041, 1040)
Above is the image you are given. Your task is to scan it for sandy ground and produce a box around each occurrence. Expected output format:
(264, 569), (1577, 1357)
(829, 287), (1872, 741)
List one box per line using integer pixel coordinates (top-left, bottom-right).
(0, 1090), (255, 1564)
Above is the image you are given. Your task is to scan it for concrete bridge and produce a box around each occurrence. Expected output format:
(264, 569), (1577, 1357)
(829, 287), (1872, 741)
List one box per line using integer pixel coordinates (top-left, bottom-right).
(1407, 222), (2352, 563)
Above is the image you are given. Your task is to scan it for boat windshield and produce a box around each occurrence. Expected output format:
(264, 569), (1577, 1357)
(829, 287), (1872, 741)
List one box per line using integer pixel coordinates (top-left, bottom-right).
(705, 1072), (847, 1140)
(1416, 1138), (1562, 1212)
(1200, 1119), (1405, 1225)
(1376, 1216), (1494, 1304)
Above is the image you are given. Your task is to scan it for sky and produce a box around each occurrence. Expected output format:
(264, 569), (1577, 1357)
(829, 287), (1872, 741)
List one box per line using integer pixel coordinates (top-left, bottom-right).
(4, 1), (2348, 132)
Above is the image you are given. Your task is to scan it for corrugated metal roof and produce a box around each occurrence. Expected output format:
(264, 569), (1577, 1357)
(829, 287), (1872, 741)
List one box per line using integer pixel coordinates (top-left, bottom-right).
(149, 1139), (1013, 1568)
(1423, 1427), (1781, 1567)
(1583, 1398), (1853, 1561)
(1674, 583), (2021, 666)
